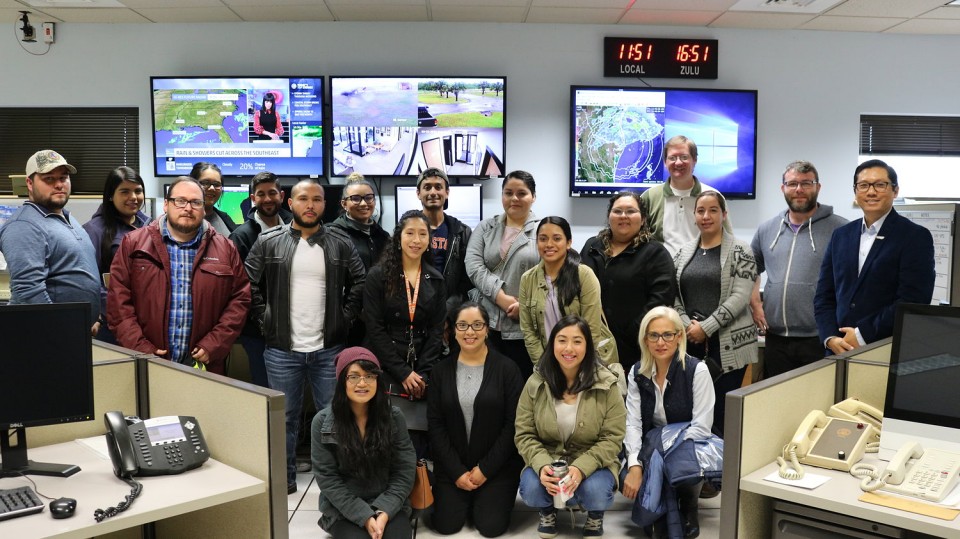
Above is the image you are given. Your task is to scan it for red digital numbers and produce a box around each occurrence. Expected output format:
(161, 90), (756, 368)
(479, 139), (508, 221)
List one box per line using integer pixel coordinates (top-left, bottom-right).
(618, 42), (653, 62)
(676, 44), (710, 63)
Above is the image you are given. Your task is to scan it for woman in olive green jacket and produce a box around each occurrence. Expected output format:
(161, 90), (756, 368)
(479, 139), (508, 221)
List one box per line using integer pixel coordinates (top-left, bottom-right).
(519, 216), (619, 368)
(515, 315), (626, 538)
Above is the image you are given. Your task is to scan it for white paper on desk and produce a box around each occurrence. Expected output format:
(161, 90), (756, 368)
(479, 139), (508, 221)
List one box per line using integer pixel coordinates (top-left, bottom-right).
(763, 470), (830, 489)
(75, 435), (112, 460)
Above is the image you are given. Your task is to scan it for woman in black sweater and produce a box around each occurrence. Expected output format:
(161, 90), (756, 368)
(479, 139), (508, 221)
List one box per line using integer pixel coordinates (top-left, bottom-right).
(427, 302), (525, 537)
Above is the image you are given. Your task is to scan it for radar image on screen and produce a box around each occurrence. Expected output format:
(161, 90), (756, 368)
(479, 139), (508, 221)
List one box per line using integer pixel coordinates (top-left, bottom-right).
(576, 105), (665, 184)
(154, 89), (249, 145)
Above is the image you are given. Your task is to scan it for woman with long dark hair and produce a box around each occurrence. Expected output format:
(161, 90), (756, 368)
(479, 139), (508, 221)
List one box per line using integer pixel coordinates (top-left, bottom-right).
(189, 161), (237, 235)
(312, 346), (416, 539)
(674, 191), (758, 438)
(515, 315), (626, 538)
(465, 170), (540, 380)
(83, 166), (150, 343)
(427, 302), (524, 537)
(253, 91), (284, 141)
(581, 192), (676, 374)
(520, 216), (618, 367)
(364, 210), (446, 444)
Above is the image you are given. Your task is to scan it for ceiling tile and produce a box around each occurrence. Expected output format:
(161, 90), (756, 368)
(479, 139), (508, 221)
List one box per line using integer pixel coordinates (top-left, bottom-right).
(135, 7), (243, 23)
(220, 0), (332, 4)
(825, 0), (948, 19)
(800, 15), (904, 32)
(324, 0), (424, 4)
(120, 0), (223, 7)
(38, 8), (151, 22)
(884, 17), (960, 34)
(918, 6), (960, 20)
(231, 4), (335, 21)
(431, 6), (527, 22)
(526, 6), (623, 23)
(709, 11), (813, 29)
(431, 0), (529, 5)
(620, 9), (722, 26)
(330, 4), (429, 21)
(729, 0), (843, 14)
(630, 0), (738, 10)
(532, 0), (629, 7)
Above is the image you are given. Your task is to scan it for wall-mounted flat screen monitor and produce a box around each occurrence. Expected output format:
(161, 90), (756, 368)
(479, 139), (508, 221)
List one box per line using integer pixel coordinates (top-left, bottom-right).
(151, 76), (324, 177)
(570, 86), (758, 199)
(330, 77), (505, 179)
(880, 303), (960, 460)
(395, 184), (483, 230)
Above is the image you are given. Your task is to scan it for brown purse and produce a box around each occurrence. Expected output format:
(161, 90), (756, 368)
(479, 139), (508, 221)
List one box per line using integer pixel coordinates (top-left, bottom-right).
(409, 458), (434, 510)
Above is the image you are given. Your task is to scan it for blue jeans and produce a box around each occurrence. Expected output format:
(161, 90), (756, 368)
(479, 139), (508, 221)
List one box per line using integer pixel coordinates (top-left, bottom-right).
(518, 466), (615, 512)
(238, 334), (269, 387)
(264, 344), (342, 484)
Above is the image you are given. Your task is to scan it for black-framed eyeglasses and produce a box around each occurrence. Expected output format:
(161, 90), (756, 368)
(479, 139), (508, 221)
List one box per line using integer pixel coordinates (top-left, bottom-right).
(199, 181), (223, 190)
(455, 321), (487, 332)
(346, 374), (378, 385)
(167, 197), (204, 210)
(645, 331), (679, 343)
(855, 181), (892, 193)
(783, 180), (817, 190)
(343, 194), (376, 204)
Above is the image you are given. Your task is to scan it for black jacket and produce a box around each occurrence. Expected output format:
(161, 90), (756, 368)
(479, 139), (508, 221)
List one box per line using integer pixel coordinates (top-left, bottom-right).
(363, 264), (446, 384)
(580, 236), (676, 370)
(437, 213), (473, 313)
(245, 224), (365, 350)
(427, 348), (524, 483)
(327, 214), (391, 270)
(229, 206), (293, 261)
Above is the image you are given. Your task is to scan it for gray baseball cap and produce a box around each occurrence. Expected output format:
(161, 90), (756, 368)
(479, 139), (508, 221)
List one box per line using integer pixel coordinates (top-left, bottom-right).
(26, 150), (77, 177)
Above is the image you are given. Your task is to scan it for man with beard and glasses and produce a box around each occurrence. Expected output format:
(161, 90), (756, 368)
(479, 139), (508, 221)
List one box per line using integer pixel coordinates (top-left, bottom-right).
(417, 167), (472, 312)
(229, 171), (292, 387)
(244, 179), (365, 495)
(107, 176), (250, 375)
(750, 161), (847, 378)
(0, 150), (101, 336)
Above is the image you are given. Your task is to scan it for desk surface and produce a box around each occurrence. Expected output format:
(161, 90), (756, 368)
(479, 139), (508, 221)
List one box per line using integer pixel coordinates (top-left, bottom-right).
(741, 460), (960, 538)
(0, 438), (265, 539)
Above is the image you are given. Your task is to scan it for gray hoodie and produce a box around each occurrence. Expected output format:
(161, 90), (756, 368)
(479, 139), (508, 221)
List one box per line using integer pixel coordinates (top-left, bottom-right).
(751, 204), (848, 337)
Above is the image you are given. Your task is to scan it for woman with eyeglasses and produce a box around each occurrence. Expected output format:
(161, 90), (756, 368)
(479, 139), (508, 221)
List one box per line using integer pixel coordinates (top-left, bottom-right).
(312, 346), (416, 539)
(364, 210), (446, 454)
(328, 178), (390, 270)
(520, 216), (619, 369)
(465, 170), (540, 380)
(673, 191), (758, 438)
(427, 302), (524, 537)
(622, 306), (715, 539)
(189, 162), (237, 235)
(581, 192), (676, 375)
(515, 315), (626, 539)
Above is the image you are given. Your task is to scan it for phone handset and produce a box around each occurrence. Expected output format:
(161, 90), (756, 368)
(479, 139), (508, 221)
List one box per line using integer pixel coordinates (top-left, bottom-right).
(850, 441), (923, 492)
(104, 410), (139, 478)
(828, 398), (883, 444)
(778, 410), (828, 480)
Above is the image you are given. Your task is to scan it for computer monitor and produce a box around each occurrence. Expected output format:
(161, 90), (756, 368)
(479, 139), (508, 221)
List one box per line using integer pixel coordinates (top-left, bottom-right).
(0, 303), (93, 477)
(879, 303), (960, 460)
(394, 184), (483, 230)
(215, 185), (251, 224)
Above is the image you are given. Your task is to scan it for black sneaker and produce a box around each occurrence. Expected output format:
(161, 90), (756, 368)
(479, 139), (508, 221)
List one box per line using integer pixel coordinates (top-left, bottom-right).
(287, 482), (297, 495)
(538, 507), (558, 538)
(583, 511), (604, 537)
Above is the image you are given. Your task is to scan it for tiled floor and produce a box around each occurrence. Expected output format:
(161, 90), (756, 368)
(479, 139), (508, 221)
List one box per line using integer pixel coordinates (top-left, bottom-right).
(287, 469), (722, 538)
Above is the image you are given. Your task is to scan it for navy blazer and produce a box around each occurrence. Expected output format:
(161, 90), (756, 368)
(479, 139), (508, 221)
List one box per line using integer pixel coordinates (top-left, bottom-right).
(814, 208), (935, 347)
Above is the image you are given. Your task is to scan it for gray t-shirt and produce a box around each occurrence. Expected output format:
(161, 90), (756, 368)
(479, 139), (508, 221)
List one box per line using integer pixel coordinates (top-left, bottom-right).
(679, 244), (721, 319)
(456, 361), (485, 443)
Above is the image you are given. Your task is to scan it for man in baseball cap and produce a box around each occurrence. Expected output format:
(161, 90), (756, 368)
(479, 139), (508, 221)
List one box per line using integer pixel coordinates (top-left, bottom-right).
(0, 150), (101, 336)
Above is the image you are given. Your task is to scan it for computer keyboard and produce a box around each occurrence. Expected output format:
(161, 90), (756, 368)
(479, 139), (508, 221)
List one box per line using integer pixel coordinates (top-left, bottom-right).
(0, 485), (44, 521)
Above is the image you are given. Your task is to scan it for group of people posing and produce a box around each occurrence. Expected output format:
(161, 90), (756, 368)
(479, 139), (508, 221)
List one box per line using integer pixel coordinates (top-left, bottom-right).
(0, 135), (935, 539)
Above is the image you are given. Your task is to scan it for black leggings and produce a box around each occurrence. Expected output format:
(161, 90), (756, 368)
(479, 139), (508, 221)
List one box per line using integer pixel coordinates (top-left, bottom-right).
(328, 515), (411, 538)
(489, 331), (533, 380)
(430, 474), (519, 537)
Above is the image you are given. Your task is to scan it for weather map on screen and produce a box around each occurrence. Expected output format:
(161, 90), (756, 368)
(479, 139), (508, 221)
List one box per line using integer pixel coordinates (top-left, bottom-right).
(151, 77), (323, 177)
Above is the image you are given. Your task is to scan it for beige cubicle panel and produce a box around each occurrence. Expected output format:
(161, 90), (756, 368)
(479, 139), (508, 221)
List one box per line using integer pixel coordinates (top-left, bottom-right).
(144, 358), (286, 539)
(845, 339), (891, 411)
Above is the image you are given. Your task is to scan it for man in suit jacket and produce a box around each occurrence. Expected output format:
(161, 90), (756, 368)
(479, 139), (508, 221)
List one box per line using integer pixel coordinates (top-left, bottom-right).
(814, 159), (935, 355)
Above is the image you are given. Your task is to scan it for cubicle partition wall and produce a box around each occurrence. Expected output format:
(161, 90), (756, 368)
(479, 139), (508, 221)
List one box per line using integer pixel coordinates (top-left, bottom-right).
(721, 339), (895, 539)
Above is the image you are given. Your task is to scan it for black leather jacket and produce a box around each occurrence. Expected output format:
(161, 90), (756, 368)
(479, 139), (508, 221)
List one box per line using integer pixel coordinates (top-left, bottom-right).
(245, 224), (365, 350)
(438, 213), (472, 313)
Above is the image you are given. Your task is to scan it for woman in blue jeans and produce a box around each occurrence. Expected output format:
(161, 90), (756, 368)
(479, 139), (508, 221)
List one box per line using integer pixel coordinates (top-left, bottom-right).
(515, 315), (626, 538)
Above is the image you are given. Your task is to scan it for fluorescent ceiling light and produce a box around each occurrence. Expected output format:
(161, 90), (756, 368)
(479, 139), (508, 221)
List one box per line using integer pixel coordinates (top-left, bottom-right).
(729, 0), (844, 13)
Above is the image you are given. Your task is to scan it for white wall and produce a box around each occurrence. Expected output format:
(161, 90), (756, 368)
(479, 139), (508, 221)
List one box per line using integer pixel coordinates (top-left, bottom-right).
(2, 21), (959, 247)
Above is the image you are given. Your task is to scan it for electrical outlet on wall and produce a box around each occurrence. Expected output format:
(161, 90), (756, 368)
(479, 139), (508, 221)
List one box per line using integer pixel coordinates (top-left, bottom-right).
(42, 22), (55, 44)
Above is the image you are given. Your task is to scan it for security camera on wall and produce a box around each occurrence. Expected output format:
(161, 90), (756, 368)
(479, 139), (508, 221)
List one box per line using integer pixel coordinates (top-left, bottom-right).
(19, 11), (36, 43)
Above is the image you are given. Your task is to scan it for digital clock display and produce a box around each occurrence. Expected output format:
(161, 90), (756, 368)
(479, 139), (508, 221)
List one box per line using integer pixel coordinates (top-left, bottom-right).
(604, 37), (718, 79)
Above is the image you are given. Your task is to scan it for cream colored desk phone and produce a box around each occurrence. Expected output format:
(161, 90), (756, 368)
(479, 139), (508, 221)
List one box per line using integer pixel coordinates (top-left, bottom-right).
(778, 398), (882, 480)
(851, 442), (960, 503)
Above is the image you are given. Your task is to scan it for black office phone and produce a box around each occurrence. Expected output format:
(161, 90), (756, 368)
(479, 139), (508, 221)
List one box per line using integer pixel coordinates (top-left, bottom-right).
(104, 411), (210, 478)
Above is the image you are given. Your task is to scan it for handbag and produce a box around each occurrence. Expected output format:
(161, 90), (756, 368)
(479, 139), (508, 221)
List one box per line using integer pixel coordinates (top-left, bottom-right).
(409, 458), (433, 510)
